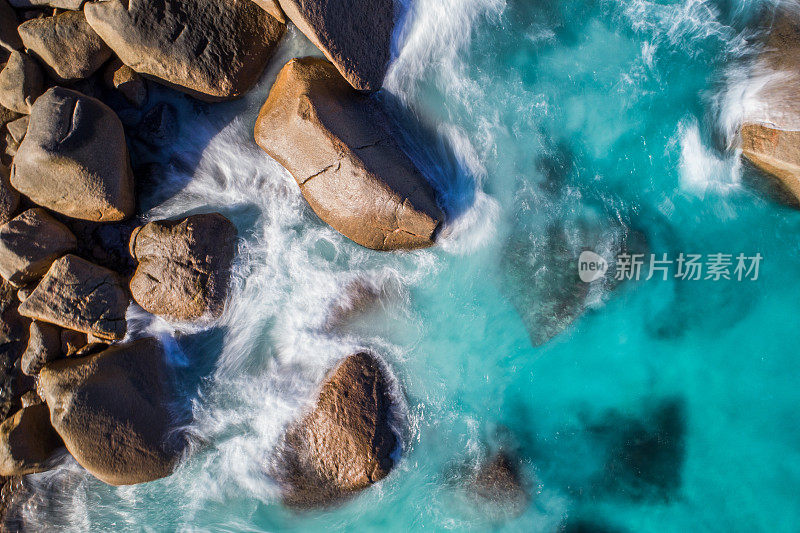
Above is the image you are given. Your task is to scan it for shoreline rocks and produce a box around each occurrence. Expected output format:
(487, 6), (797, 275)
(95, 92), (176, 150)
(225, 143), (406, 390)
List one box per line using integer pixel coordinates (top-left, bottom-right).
(255, 57), (442, 251)
(17, 10), (112, 82)
(18, 254), (128, 341)
(0, 51), (43, 115)
(38, 338), (180, 485)
(0, 208), (77, 287)
(276, 0), (392, 92)
(129, 213), (237, 321)
(277, 352), (399, 508)
(11, 87), (135, 222)
(0, 403), (61, 476)
(84, 0), (286, 101)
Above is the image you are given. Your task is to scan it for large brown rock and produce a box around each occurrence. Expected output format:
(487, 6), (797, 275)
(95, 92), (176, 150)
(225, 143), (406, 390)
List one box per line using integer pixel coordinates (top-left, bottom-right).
(0, 208), (77, 286)
(0, 51), (44, 115)
(11, 87), (135, 222)
(18, 11), (112, 82)
(18, 254), (128, 341)
(276, 0), (392, 92)
(0, 164), (18, 227)
(739, 10), (800, 205)
(277, 352), (398, 507)
(129, 213), (236, 321)
(38, 338), (180, 485)
(255, 58), (442, 250)
(0, 0), (22, 55)
(0, 403), (61, 476)
(84, 0), (285, 101)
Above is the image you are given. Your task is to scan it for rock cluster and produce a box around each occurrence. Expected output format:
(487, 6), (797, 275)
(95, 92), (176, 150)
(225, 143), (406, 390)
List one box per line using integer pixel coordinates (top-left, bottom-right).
(0, 0), (439, 520)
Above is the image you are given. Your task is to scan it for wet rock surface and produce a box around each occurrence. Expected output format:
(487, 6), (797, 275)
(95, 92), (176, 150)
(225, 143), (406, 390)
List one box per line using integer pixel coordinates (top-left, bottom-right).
(255, 57), (442, 251)
(277, 352), (399, 508)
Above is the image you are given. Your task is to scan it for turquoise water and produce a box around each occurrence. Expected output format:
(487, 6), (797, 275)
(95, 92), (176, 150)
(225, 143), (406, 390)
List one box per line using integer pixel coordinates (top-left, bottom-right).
(20, 0), (800, 531)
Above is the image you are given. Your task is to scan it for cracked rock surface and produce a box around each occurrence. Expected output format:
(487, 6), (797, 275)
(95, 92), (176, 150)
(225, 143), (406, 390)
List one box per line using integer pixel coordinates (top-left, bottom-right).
(255, 57), (443, 251)
(129, 213), (237, 321)
(18, 254), (128, 341)
(84, 0), (285, 101)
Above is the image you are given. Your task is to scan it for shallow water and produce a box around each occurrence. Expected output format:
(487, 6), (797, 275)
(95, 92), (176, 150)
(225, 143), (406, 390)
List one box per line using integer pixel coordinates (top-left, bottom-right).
(17, 0), (800, 531)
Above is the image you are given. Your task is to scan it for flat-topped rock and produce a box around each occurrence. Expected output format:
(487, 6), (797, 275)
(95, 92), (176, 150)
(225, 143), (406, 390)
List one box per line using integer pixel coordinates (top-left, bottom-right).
(255, 57), (442, 251)
(276, 0), (392, 92)
(38, 338), (180, 485)
(0, 403), (62, 476)
(0, 208), (77, 286)
(0, 51), (44, 114)
(278, 352), (398, 507)
(11, 87), (134, 222)
(18, 254), (127, 341)
(84, 0), (285, 101)
(129, 213), (236, 321)
(18, 11), (112, 81)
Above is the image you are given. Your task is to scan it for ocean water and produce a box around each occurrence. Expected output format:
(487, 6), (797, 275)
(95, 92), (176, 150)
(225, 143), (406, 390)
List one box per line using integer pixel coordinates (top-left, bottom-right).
(15, 0), (800, 531)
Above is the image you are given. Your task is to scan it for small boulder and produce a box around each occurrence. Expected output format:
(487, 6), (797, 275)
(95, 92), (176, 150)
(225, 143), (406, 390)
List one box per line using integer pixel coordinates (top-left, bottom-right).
(252, 0), (285, 23)
(0, 51), (44, 114)
(129, 213), (236, 321)
(38, 338), (181, 485)
(11, 87), (135, 222)
(17, 254), (128, 341)
(276, 0), (392, 92)
(84, 0), (286, 101)
(255, 58), (442, 250)
(0, 164), (18, 226)
(5, 116), (27, 145)
(0, 0), (22, 54)
(0, 208), (77, 286)
(60, 329), (86, 356)
(277, 352), (398, 507)
(103, 58), (147, 107)
(469, 452), (529, 516)
(0, 403), (62, 476)
(20, 321), (60, 376)
(17, 11), (112, 81)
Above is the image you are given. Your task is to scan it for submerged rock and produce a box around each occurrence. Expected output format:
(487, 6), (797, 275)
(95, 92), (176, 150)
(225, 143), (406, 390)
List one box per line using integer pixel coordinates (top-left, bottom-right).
(84, 0), (286, 101)
(18, 254), (128, 341)
(277, 352), (399, 507)
(38, 338), (181, 485)
(11, 87), (135, 222)
(0, 208), (77, 286)
(0, 403), (61, 476)
(129, 213), (237, 321)
(18, 10), (112, 81)
(469, 452), (529, 516)
(255, 57), (442, 251)
(276, 0), (392, 92)
(0, 51), (44, 114)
